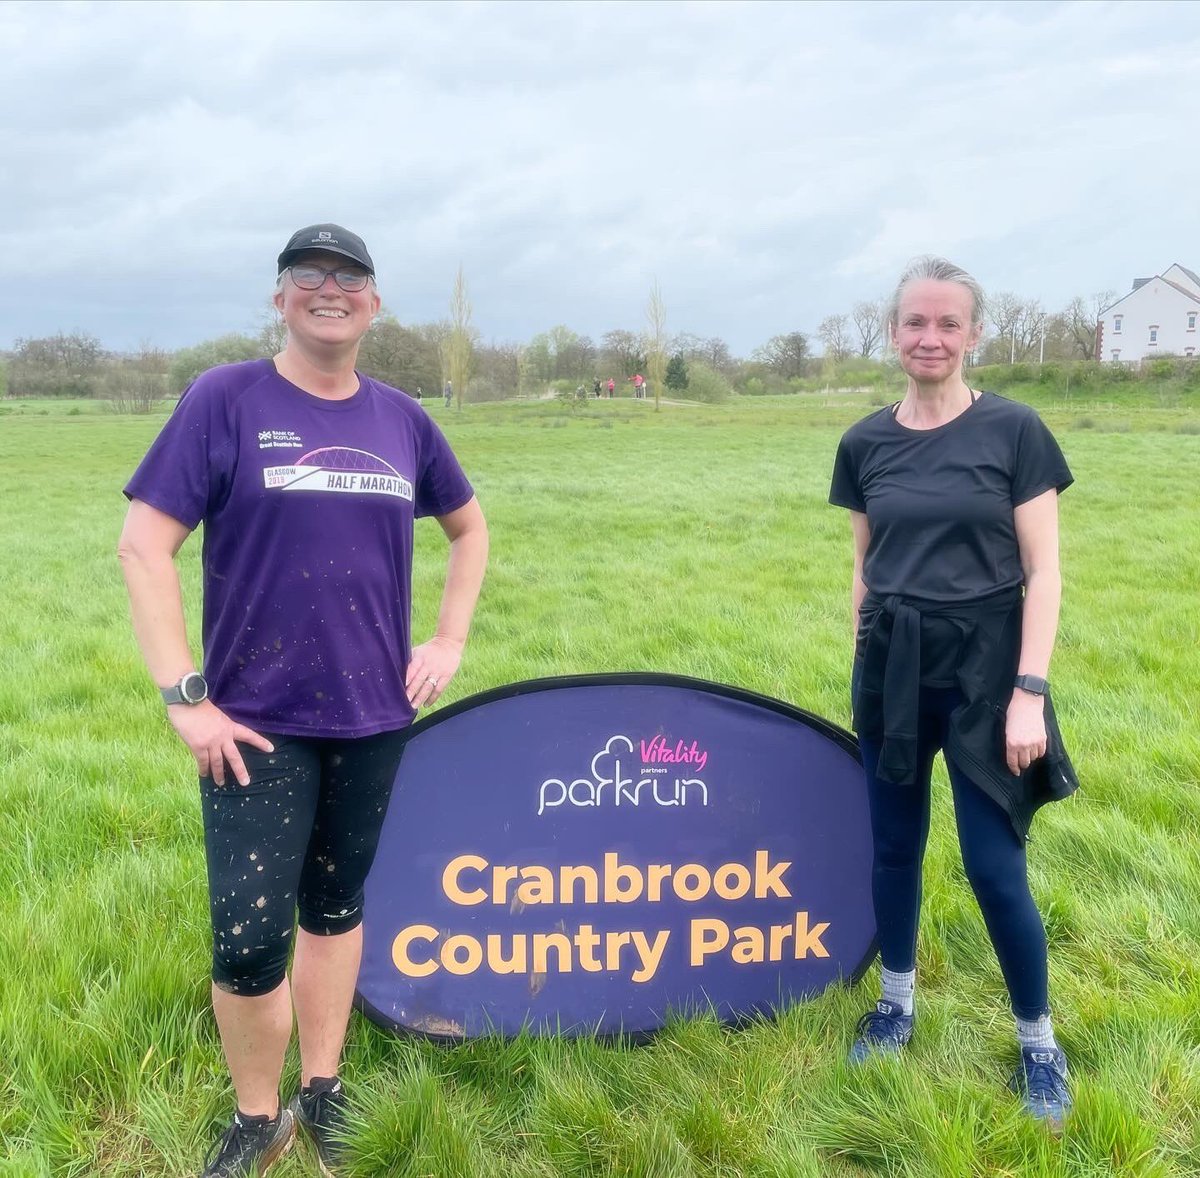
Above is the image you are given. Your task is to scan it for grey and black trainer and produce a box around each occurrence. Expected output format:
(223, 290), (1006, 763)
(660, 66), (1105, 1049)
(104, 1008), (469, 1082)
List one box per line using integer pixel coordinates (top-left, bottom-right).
(291, 1076), (351, 1177)
(201, 1107), (294, 1177)
(1010, 1046), (1073, 1132)
(848, 1000), (914, 1064)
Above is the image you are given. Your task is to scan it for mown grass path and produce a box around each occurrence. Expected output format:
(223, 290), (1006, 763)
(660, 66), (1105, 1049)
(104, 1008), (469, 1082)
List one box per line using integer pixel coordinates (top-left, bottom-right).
(1, 394), (1197, 1176)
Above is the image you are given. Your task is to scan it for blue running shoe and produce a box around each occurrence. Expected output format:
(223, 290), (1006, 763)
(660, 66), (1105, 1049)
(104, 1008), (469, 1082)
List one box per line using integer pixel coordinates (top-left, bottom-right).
(848, 1000), (913, 1064)
(1010, 1047), (1072, 1132)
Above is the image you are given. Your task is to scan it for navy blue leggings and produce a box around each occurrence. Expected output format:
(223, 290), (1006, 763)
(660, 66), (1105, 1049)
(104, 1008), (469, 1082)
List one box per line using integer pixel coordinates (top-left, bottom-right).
(858, 683), (1049, 1020)
(200, 728), (408, 997)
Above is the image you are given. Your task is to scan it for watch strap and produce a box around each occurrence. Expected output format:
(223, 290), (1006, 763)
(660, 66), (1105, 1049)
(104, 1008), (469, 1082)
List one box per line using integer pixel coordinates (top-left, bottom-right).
(1013, 673), (1049, 696)
(160, 682), (187, 705)
(160, 672), (207, 706)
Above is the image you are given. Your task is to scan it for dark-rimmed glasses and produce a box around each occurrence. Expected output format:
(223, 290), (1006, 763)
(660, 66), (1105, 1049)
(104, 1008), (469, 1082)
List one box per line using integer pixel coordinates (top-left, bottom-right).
(287, 263), (372, 293)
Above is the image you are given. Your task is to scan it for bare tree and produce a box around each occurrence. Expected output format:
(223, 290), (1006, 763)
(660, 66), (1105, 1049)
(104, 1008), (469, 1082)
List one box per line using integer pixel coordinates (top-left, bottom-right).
(446, 265), (474, 409)
(1093, 289), (1117, 321)
(522, 326), (597, 388)
(546, 325), (595, 380)
(104, 344), (169, 413)
(415, 320), (452, 385)
(751, 331), (810, 379)
(645, 281), (667, 411)
(515, 344), (531, 397)
(818, 314), (852, 362)
(472, 340), (521, 400)
(1014, 300), (1045, 361)
(10, 331), (106, 397)
(852, 300), (884, 358)
(986, 292), (1026, 363)
(1060, 291), (1117, 360)
(358, 313), (440, 393)
(698, 336), (733, 373)
(600, 329), (646, 380)
(257, 302), (288, 356)
(671, 332), (704, 359)
(670, 333), (734, 374)
(983, 294), (1055, 363)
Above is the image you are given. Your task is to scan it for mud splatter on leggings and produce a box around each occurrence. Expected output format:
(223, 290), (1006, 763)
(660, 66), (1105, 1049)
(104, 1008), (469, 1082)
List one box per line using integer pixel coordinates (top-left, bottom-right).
(200, 728), (409, 995)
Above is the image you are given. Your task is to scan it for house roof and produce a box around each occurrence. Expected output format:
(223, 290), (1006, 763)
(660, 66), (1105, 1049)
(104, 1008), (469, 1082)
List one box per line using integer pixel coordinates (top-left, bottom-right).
(1100, 269), (1200, 316)
(1161, 277), (1200, 305)
(1176, 265), (1200, 287)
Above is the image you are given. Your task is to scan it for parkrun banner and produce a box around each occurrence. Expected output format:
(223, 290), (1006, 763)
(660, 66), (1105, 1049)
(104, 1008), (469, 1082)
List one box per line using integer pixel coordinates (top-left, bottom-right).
(357, 674), (876, 1040)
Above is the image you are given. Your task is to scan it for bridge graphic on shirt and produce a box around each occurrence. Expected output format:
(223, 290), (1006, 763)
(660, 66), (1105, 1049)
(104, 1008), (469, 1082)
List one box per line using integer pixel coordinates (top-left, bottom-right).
(262, 446), (414, 500)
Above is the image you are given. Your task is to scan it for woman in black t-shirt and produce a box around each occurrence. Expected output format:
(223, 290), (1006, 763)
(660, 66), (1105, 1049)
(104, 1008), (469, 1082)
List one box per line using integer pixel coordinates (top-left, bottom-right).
(829, 256), (1077, 1130)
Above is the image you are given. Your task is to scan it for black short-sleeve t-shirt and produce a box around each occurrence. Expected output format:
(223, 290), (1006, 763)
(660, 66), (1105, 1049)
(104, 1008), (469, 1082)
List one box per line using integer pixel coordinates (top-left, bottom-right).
(829, 391), (1072, 604)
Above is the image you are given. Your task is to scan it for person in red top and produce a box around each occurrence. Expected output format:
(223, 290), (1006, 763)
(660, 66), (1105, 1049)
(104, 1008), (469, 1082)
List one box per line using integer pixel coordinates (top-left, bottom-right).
(606, 378), (615, 398)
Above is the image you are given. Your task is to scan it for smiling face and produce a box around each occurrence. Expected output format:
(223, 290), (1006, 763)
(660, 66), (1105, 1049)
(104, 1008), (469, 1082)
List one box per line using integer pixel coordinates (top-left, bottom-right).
(890, 278), (982, 385)
(273, 249), (380, 355)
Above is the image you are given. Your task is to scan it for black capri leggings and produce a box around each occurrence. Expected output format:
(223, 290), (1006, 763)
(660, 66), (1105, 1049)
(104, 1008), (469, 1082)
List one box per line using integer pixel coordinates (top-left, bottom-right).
(200, 728), (408, 996)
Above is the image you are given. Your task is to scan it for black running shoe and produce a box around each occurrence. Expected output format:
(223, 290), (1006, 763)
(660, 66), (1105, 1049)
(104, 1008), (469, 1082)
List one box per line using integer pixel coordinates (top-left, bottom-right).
(201, 1107), (294, 1177)
(291, 1076), (351, 1177)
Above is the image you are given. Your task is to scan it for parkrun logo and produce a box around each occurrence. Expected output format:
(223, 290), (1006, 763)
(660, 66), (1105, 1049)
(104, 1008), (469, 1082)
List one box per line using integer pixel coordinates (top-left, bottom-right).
(537, 734), (710, 816)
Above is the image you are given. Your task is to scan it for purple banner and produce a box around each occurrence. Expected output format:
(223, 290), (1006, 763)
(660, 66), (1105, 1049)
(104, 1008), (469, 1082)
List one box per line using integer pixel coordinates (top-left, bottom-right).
(357, 675), (875, 1040)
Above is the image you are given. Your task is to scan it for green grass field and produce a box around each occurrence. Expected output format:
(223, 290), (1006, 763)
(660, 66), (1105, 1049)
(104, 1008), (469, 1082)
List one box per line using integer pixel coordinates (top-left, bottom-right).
(1, 392), (1198, 1177)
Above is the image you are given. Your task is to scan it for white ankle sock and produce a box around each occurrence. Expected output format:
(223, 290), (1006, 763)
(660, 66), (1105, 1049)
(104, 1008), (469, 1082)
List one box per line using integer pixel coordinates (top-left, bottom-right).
(1015, 1012), (1058, 1052)
(880, 967), (915, 1016)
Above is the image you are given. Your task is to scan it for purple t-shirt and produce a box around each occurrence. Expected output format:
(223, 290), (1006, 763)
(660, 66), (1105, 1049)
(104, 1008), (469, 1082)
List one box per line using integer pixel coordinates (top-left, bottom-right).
(125, 359), (474, 737)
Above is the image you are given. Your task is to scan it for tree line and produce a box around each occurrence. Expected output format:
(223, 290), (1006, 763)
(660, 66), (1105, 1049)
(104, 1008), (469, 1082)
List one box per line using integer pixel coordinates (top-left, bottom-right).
(817, 290), (1116, 367)
(1, 285), (1122, 408)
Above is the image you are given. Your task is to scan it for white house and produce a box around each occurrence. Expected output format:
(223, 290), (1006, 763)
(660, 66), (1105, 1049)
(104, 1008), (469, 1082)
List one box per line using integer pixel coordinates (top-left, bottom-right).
(1096, 264), (1200, 363)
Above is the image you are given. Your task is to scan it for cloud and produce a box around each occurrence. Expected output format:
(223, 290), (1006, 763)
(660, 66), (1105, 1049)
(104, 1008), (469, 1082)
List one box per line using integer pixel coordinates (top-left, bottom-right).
(2, 0), (1199, 352)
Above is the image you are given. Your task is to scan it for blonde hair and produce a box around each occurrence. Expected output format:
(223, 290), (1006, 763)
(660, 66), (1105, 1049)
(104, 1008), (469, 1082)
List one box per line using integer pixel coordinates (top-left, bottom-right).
(885, 255), (985, 331)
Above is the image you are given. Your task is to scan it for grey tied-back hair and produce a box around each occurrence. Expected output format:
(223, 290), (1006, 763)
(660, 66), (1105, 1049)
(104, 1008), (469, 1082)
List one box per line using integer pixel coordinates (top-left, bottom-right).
(885, 255), (986, 333)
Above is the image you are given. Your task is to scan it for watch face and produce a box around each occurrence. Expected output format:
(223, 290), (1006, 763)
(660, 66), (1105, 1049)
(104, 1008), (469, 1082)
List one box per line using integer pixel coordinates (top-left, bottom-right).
(181, 673), (208, 704)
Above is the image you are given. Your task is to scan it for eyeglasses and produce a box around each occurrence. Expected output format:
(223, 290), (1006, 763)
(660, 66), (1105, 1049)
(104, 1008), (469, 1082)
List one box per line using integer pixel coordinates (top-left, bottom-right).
(287, 263), (372, 293)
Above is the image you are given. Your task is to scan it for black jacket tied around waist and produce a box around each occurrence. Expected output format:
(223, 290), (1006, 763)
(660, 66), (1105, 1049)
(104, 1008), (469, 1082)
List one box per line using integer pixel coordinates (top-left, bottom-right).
(852, 587), (1079, 842)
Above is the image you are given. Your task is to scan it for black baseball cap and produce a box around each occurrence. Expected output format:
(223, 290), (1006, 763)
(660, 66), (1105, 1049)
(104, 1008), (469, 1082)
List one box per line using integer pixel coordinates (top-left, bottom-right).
(277, 223), (375, 275)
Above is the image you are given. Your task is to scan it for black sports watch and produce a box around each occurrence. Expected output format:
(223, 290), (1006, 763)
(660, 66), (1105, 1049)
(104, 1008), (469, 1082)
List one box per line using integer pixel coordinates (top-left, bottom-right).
(1013, 674), (1049, 697)
(161, 671), (208, 706)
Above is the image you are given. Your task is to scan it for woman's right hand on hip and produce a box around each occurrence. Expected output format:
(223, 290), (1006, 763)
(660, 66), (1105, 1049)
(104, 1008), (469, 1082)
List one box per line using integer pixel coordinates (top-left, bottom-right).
(167, 700), (274, 787)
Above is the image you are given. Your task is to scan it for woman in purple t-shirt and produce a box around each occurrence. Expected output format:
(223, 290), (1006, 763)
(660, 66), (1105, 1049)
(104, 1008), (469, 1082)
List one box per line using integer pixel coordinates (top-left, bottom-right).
(118, 223), (488, 1177)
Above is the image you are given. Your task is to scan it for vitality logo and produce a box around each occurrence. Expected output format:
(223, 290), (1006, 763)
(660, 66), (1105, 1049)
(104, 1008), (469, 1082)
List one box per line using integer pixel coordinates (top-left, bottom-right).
(537, 734), (710, 816)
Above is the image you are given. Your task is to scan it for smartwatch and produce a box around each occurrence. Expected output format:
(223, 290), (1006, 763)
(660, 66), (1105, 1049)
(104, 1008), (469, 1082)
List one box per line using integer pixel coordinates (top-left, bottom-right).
(161, 671), (208, 706)
(1013, 674), (1049, 697)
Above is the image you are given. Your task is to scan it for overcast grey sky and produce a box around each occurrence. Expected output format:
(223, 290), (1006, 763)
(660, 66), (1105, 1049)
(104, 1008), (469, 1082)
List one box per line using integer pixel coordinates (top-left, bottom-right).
(3, 0), (1197, 355)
